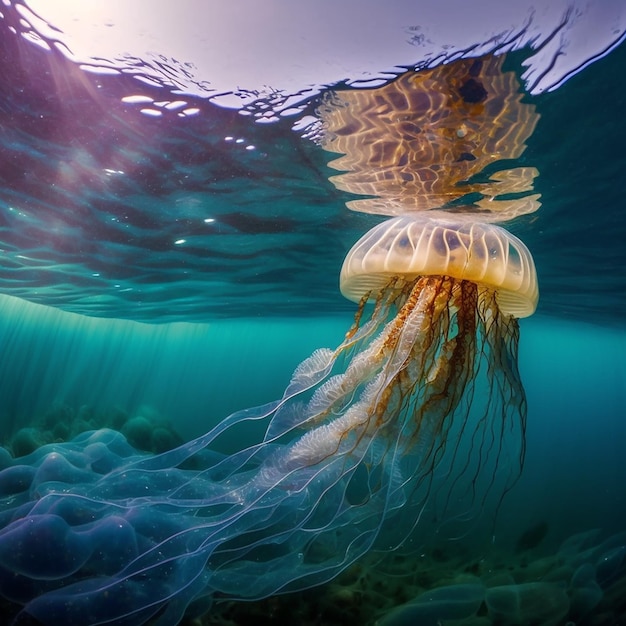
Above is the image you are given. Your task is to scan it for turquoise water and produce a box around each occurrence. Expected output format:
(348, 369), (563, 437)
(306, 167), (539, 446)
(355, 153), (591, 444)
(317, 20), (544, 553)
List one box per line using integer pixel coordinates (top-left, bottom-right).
(0, 3), (625, 625)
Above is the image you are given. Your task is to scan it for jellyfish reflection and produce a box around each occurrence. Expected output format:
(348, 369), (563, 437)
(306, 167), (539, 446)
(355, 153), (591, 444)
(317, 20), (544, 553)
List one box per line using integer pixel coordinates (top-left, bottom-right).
(318, 55), (541, 220)
(0, 213), (536, 625)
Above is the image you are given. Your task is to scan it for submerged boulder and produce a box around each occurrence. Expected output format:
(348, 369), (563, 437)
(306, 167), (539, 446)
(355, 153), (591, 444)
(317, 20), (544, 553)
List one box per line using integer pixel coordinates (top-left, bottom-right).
(378, 583), (485, 626)
(485, 582), (569, 625)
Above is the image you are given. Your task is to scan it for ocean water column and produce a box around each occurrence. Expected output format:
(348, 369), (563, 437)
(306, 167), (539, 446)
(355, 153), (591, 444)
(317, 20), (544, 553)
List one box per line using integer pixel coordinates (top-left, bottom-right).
(0, 54), (542, 625)
(0, 210), (537, 625)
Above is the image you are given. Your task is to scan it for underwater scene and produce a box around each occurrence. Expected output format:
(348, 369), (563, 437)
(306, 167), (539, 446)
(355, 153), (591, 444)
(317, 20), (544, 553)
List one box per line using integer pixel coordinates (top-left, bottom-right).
(0, 2), (625, 625)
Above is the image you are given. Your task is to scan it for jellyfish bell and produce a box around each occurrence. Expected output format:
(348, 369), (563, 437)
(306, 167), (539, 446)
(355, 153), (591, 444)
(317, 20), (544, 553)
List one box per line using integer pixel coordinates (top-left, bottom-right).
(340, 214), (538, 318)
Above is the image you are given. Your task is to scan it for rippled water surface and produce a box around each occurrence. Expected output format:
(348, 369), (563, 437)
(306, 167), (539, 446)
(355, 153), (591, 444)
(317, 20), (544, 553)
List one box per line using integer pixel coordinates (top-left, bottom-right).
(0, 2), (624, 324)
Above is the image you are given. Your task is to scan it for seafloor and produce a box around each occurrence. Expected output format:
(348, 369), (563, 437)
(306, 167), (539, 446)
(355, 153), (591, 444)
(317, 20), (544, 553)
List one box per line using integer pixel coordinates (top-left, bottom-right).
(3, 407), (624, 626)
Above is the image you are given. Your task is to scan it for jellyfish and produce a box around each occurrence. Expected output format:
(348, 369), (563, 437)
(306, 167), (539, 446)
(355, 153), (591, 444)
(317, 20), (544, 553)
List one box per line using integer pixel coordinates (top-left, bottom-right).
(0, 210), (537, 625)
